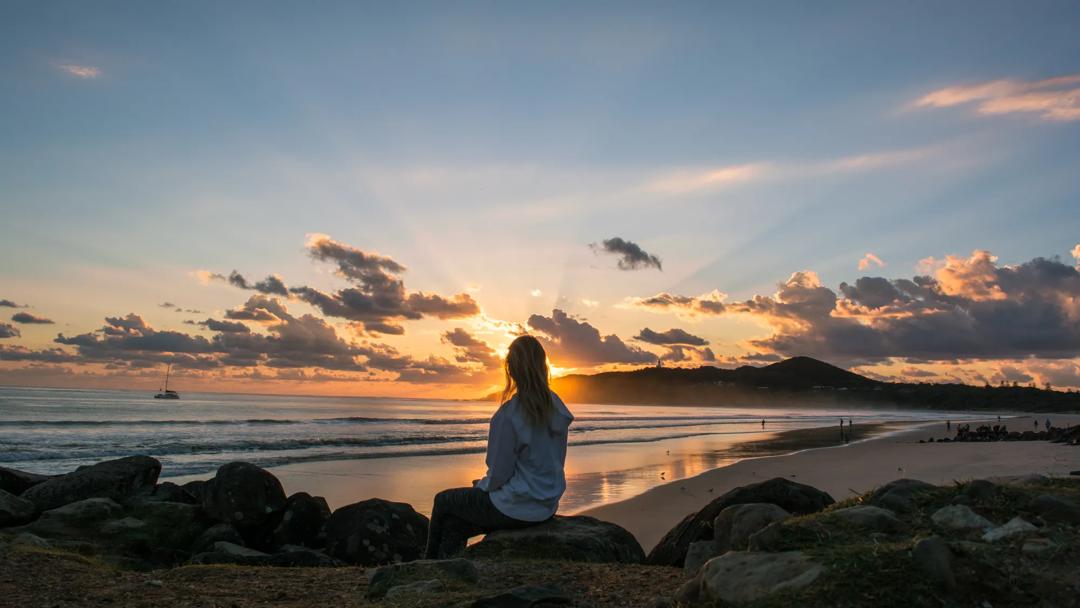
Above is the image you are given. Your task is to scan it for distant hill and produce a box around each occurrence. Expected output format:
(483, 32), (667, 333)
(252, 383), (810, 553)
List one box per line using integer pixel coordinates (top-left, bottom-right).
(488, 356), (1080, 413)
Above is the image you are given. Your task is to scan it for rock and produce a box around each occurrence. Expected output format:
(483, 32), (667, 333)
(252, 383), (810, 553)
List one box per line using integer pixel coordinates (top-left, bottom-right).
(181, 480), (206, 501)
(190, 543), (343, 567)
(20, 456), (161, 511)
(713, 503), (790, 553)
(126, 501), (208, 561)
(0, 489), (37, 527)
(684, 540), (719, 574)
(982, 516), (1037, 542)
(324, 498), (428, 566)
(191, 523), (243, 554)
(270, 492), (330, 548)
(11, 532), (51, 548)
(866, 479), (936, 514)
(991, 473), (1049, 486)
(1021, 538), (1055, 555)
(35, 497), (125, 527)
(471, 585), (572, 608)
(828, 505), (903, 533)
(0, 466), (52, 496)
(931, 505), (994, 533)
(146, 482), (196, 505)
(384, 579), (444, 599)
(962, 479), (1000, 503)
(647, 477), (834, 567)
(912, 536), (955, 592)
(213, 540), (269, 557)
(263, 547), (343, 567)
(200, 462), (286, 530)
(677, 551), (823, 604)
(368, 558), (480, 599)
(1029, 494), (1080, 525)
(465, 515), (645, 564)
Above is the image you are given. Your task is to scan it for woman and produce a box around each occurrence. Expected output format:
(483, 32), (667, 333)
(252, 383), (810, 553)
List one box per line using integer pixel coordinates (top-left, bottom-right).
(424, 335), (574, 559)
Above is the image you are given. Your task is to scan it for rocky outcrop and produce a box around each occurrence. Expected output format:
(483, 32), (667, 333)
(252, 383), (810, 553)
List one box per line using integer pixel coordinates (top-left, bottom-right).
(676, 551), (823, 605)
(464, 515), (645, 564)
(0, 466), (51, 496)
(270, 492), (330, 548)
(866, 479), (936, 513)
(367, 558), (479, 599)
(0, 489), (37, 527)
(323, 498), (428, 566)
(20, 457), (161, 511)
(647, 478), (834, 567)
(713, 503), (790, 553)
(200, 462), (287, 530)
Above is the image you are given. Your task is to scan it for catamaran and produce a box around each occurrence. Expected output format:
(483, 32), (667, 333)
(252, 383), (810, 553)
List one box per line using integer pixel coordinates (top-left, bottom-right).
(154, 364), (180, 399)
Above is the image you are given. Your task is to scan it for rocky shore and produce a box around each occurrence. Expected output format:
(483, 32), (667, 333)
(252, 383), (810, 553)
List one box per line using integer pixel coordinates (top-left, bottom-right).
(2, 455), (1080, 607)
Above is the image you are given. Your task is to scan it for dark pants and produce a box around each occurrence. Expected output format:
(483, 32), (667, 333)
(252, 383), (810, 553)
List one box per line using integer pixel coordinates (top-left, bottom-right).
(424, 486), (537, 559)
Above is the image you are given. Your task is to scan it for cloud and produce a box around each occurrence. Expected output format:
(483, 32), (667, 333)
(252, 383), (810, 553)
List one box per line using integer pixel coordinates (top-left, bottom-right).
(660, 345), (715, 364)
(159, 302), (176, 308)
(1072, 244), (1080, 264)
(580, 299), (599, 308)
(634, 327), (709, 346)
(915, 75), (1080, 122)
(627, 249), (1080, 364)
(186, 318), (251, 333)
(0, 299), (24, 308)
(646, 163), (766, 194)
(590, 237), (663, 271)
(203, 270), (291, 296)
(623, 289), (728, 319)
(527, 309), (654, 367)
(530, 289), (543, 298)
(858, 253), (885, 271)
(0, 324), (20, 339)
(442, 328), (500, 368)
(56, 63), (101, 79)
(12, 312), (54, 325)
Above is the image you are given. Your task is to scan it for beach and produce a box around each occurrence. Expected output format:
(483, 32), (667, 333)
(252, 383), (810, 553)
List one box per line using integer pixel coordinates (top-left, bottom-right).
(583, 413), (1080, 552)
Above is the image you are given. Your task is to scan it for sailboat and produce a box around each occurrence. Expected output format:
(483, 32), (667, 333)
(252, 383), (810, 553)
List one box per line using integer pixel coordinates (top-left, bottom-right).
(154, 364), (180, 400)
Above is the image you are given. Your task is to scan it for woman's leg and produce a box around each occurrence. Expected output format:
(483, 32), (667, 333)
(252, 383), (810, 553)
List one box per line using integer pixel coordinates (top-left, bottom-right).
(424, 487), (534, 559)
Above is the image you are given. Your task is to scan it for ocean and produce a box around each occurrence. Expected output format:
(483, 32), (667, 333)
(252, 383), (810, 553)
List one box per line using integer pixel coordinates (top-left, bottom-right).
(0, 386), (977, 514)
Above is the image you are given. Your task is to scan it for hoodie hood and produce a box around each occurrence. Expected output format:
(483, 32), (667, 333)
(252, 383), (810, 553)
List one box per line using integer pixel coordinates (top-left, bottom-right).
(549, 391), (574, 432)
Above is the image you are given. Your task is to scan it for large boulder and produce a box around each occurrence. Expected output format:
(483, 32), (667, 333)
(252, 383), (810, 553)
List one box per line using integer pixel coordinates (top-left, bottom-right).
(676, 551), (823, 605)
(200, 462), (287, 531)
(0, 466), (52, 496)
(324, 498), (428, 566)
(270, 492), (331, 548)
(465, 515), (645, 564)
(827, 505), (904, 533)
(190, 523), (244, 554)
(912, 536), (955, 592)
(1028, 494), (1080, 525)
(20, 456), (161, 511)
(866, 479), (936, 514)
(713, 503), (790, 553)
(145, 482), (197, 505)
(931, 505), (993, 533)
(367, 558), (479, 599)
(0, 489), (37, 527)
(647, 478), (834, 567)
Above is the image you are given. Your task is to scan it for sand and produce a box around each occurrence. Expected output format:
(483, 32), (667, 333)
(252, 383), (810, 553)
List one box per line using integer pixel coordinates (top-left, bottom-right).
(582, 414), (1080, 552)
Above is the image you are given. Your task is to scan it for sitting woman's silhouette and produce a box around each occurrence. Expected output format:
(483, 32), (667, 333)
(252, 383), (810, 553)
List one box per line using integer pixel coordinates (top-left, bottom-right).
(424, 335), (574, 559)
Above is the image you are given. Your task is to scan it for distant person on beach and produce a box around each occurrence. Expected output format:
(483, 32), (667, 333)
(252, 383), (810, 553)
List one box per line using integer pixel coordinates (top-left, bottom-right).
(1046, 418), (1051, 431)
(761, 419), (765, 429)
(425, 335), (574, 559)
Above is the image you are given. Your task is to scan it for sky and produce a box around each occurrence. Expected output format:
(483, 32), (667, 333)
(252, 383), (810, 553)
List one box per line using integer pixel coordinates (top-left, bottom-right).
(1, 1), (1079, 397)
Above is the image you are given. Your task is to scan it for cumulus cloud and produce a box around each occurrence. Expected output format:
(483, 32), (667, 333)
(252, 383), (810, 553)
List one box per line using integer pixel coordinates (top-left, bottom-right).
(627, 249), (1080, 364)
(0, 324), (20, 339)
(590, 237), (662, 271)
(623, 290), (727, 318)
(634, 327), (709, 346)
(916, 75), (1080, 122)
(858, 253), (885, 271)
(442, 328), (500, 368)
(0, 299), (24, 308)
(527, 309), (654, 367)
(1072, 244), (1080, 264)
(12, 312), (54, 325)
(660, 345), (716, 364)
(203, 270), (291, 296)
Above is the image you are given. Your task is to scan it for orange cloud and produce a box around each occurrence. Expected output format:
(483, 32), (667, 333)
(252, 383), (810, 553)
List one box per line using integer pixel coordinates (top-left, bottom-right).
(916, 75), (1080, 122)
(858, 253), (885, 271)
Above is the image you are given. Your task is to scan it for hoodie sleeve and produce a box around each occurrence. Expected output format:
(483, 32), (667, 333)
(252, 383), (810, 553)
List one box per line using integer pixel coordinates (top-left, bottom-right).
(476, 406), (519, 492)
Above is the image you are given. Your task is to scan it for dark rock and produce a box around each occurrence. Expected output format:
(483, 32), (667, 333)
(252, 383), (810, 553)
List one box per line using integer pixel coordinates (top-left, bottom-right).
(147, 482), (196, 505)
(683, 540), (719, 574)
(0, 466), (52, 496)
(713, 503), (790, 553)
(647, 477), (834, 567)
(200, 462), (286, 530)
(324, 498), (428, 566)
(677, 551), (823, 604)
(270, 492), (330, 548)
(464, 515), (645, 564)
(263, 547), (344, 567)
(1029, 494), (1080, 525)
(190, 542), (343, 567)
(191, 523), (244, 554)
(866, 479), (936, 514)
(20, 456), (161, 511)
(931, 505), (993, 533)
(962, 479), (1000, 503)
(471, 585), (572, 608)
(0, 489), (37, 527)
(384, 579), (443, 598)
(181, 480), (206, 501)
(912, 536), (955, 592)
(368, 558), (479, 599)
(828, 505), (904, 533)
(982, 516), (1036, 542)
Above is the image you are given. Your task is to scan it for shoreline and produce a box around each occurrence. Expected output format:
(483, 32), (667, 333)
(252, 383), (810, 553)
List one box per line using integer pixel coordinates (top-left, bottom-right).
(582, 413), (1080, 552)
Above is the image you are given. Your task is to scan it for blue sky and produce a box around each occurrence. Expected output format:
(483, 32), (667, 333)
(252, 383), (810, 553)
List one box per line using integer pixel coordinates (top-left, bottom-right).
(1, 1), (1079, 394)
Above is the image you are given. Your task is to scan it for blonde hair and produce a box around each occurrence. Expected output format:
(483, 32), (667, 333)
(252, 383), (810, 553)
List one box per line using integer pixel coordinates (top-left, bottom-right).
(499, 335), (555, 427)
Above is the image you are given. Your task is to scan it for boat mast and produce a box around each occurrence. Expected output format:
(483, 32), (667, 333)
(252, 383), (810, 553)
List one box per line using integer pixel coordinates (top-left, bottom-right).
(164, 364), (171, 392)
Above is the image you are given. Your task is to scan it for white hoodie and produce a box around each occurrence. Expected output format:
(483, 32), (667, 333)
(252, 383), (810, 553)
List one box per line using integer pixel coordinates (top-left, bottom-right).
(475, 391), (574, 522)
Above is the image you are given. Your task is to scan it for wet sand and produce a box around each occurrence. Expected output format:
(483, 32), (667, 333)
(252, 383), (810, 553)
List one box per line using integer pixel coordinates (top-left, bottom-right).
(582, 414), (1080, 552)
